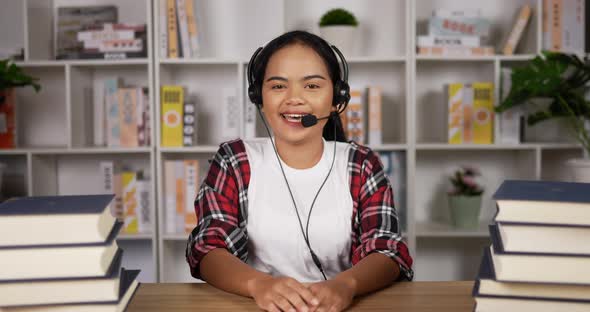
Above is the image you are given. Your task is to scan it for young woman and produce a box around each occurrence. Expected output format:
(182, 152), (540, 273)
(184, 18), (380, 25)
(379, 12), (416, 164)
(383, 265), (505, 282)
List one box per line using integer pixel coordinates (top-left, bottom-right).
(186, 30), (413, 312)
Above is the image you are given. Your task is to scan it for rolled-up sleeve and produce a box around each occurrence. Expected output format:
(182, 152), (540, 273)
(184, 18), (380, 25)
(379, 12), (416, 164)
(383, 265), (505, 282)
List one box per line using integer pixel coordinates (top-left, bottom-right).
(186, 142), (249, 280)
(351, 149), (414, 281)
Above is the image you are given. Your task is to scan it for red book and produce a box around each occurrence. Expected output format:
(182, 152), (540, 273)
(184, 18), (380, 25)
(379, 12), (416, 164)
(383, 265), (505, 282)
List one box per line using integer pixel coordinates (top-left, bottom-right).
(0, 88), (16, 148)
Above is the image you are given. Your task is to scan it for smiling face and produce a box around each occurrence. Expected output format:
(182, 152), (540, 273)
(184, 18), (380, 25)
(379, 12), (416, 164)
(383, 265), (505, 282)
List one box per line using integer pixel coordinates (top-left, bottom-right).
(261, 43), (335, 146)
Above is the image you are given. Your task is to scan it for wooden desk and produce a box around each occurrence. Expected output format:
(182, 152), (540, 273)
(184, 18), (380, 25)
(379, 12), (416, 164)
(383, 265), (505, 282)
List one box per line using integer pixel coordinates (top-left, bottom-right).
(127, 281), (475, 311)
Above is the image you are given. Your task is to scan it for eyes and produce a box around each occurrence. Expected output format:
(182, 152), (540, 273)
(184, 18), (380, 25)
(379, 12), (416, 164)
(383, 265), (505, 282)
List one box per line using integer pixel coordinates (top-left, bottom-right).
(270, 83), (321, 90)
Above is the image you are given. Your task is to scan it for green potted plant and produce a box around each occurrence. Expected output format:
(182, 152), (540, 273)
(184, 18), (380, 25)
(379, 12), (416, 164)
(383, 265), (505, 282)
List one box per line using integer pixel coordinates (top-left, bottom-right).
(318, 8), (359, 56)
(495, 51), (590, 181)
(0, 59), (41, 148)
(447, 166), (484, 229)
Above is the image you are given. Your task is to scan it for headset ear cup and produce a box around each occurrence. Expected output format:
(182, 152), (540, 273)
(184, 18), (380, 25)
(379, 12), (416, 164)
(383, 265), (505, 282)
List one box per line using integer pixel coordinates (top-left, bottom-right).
(248, 84), (262, 106)
(334, 81), (350, 106)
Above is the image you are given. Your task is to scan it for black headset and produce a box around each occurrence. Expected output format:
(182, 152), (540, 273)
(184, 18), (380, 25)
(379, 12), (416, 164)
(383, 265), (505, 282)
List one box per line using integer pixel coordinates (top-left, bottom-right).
(245, 41), (352, 281)
(247, 44), (351, 112)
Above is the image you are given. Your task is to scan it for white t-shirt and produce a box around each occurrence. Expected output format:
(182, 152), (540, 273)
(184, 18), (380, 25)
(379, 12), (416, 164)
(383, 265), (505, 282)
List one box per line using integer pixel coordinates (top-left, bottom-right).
(243, 137), (354, 282)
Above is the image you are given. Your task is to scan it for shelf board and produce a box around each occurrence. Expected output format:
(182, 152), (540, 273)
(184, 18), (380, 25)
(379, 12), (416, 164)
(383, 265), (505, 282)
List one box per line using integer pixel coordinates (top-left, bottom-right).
(370, 144), (408, 151)
(159, 57), (240, 65)
(346, 56), (406, 63)
(416, 143), (537, 150)
(159, 146), (219, 153)
(28, 147), (152, 155)
(416, 221), (490, 238)
(117, 233), (154, 240)
(537, 143), (582, 150)
(415, 54), (537, 62)
(163, 235), (190, 241)
(15, 59), (149, 67)
(496, 54), (537, 61)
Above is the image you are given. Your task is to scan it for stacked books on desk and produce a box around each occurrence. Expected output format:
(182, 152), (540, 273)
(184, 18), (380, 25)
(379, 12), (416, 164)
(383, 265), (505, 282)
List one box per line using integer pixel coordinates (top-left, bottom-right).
(0, 194), (140, 311)
(473, 180), (590, 311)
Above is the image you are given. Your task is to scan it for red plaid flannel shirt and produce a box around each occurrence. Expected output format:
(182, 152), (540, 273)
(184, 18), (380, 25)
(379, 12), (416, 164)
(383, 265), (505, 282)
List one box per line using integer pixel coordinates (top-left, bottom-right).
(186, 139), (414, 281)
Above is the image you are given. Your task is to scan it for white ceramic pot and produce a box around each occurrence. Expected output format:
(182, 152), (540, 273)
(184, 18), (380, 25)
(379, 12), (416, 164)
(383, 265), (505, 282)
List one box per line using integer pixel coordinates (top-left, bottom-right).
(566, 158), (590, 182)
(319, 25), (357, 56)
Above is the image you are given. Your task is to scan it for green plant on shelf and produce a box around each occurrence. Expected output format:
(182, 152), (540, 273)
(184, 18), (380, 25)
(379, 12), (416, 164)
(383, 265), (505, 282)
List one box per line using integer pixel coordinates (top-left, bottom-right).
(319, 8), (358, 27)
(0, 59), (41, 103)
(495, 51), (590, 154)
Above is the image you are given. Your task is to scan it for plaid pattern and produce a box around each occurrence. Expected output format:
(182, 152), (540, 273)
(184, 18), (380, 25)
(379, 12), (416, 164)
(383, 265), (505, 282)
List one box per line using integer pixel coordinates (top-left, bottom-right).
(186, 139), (414, 281)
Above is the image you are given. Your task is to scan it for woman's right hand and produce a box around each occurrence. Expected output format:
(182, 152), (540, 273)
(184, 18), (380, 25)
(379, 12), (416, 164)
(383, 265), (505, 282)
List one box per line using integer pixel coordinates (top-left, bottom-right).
(247, 276), (320, 312)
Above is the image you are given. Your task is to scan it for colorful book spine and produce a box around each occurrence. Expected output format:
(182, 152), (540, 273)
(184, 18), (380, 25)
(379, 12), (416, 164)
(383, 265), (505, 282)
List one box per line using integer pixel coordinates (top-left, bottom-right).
(164, 160), (177, 234)
(418, 46), (494, 56)
(105, 78), (121, 147)
(113, 173), (124, 221)
(175, 0), (191, 58)
(0, 88), (16, 148)
(367, 86), (382, 146)
(502, 5), (532, 55)
(175, 160), (186, 233)
(161, 85), (184, 147)
(417, 35), (481, 47)
(166, 0), (179, 58)
(184, 0), (200, 57)
(183, 102), (196, 146)
(428, 16), (491, 37)
(159, 0), (168, 58)
(93, 78), (105, 146)
(448, 83), (464, 144)
(472, 82), (494, 144)
(122, 171), (138, 234)
(136, 174), (151, 234)
(184, 159), (199, 234)
(118, 88), (139, 148)
(346, 88), (365, 144)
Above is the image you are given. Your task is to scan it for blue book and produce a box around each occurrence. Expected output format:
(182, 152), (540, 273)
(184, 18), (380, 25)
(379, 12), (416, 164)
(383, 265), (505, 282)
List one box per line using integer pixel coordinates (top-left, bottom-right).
(0, 194), (117, 247)
(488, 224), (590, 285)
(492, 180), (590, 225)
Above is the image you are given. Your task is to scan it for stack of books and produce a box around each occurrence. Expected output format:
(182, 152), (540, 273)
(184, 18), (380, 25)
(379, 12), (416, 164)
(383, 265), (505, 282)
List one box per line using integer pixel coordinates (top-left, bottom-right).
(473, 180), (590, 311)
(417, 9), (493, 57)
(0, 194), (140, 311)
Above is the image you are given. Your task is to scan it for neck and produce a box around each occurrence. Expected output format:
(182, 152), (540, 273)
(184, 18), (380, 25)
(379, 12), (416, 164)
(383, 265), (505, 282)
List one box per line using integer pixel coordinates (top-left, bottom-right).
(274, 136), (324, 170)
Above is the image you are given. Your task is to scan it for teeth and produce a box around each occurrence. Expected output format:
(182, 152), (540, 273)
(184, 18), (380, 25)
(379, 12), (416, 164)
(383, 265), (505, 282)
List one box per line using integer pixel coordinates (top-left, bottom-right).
(281, 113), (306, 121)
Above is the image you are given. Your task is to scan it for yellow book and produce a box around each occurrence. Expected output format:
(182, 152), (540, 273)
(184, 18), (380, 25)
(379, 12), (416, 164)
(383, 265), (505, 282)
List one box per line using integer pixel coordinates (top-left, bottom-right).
(472, 82), (494, 144)
(122, 171), (139, 234)
(167, 0), (179, 58)
(448, 83), (463, 144)
(161, 85), (184, 147)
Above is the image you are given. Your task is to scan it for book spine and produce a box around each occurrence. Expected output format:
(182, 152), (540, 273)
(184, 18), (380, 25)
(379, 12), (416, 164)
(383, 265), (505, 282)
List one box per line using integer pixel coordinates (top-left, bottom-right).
(448, 83), (463, 144)
(417, 35), (481, 47)
(164, 160), (177, 234)
(143, 88), (151, 146)
(161, 85), (184, 147)
(472, 82), (494, 144)
(184, 0), (200, 57)
(167, 0), (179, 58)
(113, 173), (124, 221)
(99, 161), (115, 194)
(499, 68), (521, 144)
(244, 100), (257, 139)
(159, 0), (168, 58)
(432, 8), (481, 18)
(552, 0), (563, 51)
(221, 87), (240, 140)
(561, 0), (585, 52)
(105, 78), (120, 147)
(136, 88), (146, 147)
(175, 160), (186, 233)
(184, 159), (199, 234)
(346, 88), (365, 144)
(122, 171), (139, 234)
(367, 86), (382, 146)
(183, 102), (196, 146)
(543, 0), (552, 50)
(428, 16), (491, 37)
(136, 176), (151, 234)
(418, 46), (494, 56)
(0, 89), (17, 148)
(462, 84), (474, 143)
(502, 5), (532, 55)
(118, 88), (139, 148)
(176, 0), (191, 58)
(93, 78), (105, 146)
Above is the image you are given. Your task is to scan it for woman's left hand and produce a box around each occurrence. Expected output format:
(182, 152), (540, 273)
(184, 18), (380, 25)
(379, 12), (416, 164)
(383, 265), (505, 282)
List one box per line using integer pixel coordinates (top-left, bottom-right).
(306, 279), (355, 312)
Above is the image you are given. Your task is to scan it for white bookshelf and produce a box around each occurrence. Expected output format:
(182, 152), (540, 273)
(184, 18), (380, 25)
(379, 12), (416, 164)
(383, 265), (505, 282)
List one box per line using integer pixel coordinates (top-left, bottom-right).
(1, 0), (158, 283)
(1, 0), (583, 283)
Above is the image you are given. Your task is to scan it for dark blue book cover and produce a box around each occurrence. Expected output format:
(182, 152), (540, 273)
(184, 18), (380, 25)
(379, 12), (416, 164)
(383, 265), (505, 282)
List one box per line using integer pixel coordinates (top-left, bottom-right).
(493, 180), (590, 203)
(0, 194), (115, 215)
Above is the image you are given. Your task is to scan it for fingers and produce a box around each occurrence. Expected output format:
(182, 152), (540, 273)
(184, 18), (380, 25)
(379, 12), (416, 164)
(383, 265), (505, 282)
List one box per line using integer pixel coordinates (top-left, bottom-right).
(273, 294), (297, 312)
(286, 279), (320, 308)
(266, 302), (281, 312)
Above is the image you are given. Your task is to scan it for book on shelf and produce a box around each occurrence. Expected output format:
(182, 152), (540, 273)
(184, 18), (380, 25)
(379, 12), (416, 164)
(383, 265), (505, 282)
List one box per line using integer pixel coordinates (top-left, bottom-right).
(366, 86), (383, 146)
(244, 96), (258, 139)
(0, 222), (121, 281)
(446, 82), (494, 144)
(182, 102), (196, 146)
(0, 269), (140, 312)
(162, 0), (201, 58)
(221, 87), (240, 141)
(417, 35), (481, 47)
(493, 180), (590, 226)
(473, 247), (590, 311)
(75, 23), (147, 58)
(542, 0), (585, 53)
(501, 4), (532, 55)
(428, 14), (491, 38)
(164, 159), (201, 234)
(345, 87), (365, 144)
(496, 68), (522, 144)
(161, 85), (184, 147)
(378, 151), (406, 232)
(0, 194), (116, 247)
(488, 223), (590, 284)
(418, 46), (494, 56)
(432, 9), (482, 18)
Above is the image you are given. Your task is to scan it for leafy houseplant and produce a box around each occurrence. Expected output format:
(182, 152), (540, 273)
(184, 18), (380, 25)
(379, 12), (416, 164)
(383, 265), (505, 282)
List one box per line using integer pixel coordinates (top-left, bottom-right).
(495, 51), (590, 181)
(318, 8), (359, 56)
(0, 59), (41, 148)
(447, 166), (484, 229)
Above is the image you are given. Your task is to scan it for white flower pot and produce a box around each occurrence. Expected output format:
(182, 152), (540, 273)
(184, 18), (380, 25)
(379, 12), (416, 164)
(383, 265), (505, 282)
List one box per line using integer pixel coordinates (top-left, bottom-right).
(319, 25), (357, 56)
(566, 158), (590, 182)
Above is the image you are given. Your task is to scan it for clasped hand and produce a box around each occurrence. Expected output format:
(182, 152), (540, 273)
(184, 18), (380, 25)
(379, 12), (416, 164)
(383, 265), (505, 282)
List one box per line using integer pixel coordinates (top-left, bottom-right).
(248, 276), (355, 312)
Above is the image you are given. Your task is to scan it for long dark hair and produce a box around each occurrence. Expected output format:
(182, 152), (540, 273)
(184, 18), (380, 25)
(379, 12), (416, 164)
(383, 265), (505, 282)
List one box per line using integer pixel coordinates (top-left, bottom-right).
(250, 30), (348, 142)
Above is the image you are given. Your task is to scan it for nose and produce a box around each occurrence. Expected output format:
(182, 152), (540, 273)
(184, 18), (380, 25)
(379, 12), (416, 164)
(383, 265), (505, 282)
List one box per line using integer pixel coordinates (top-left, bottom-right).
(285, 86), (305, 105)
